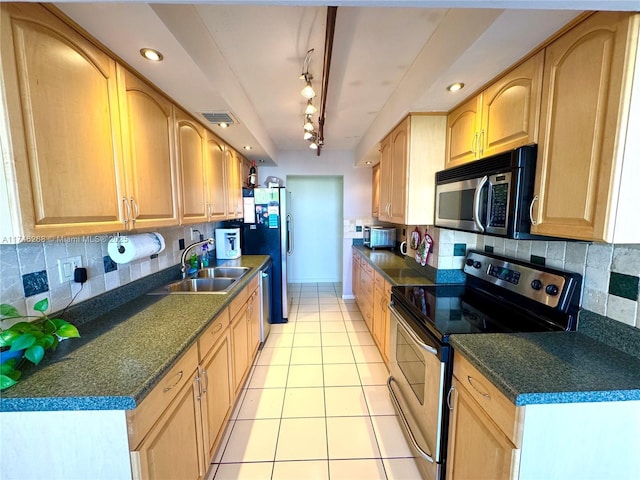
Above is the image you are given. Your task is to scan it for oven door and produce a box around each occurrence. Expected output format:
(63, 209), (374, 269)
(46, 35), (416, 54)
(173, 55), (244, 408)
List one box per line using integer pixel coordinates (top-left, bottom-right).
(388, 301), (448, 480)
(435, 176), (488, 233)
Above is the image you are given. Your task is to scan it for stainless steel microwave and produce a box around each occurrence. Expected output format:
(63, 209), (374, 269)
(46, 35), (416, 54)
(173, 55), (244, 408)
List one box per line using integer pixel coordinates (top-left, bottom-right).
(434, 145), (538, 239)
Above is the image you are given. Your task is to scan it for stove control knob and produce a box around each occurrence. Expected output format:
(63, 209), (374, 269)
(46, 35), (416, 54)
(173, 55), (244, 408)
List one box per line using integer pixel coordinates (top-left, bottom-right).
(473, 261), (482, 269)
(531, 279), (543, 291)
(545, 284), (560, 296)
(465, 259), (474, 267)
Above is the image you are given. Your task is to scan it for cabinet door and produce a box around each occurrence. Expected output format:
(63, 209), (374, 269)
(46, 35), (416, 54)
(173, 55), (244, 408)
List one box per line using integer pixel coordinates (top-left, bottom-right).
(388, 118), (409, 224)
(1, 3), (125, 237)
(532, 12), (634, 241)
(118, 66), (179, 230)
(231, 308), (249, 393)
(446, 95), (482, 168)
(372, 285), (384, 351)
(351, 252), (360, 299)
(132, 371), (205, 480)
(200, 333), (232, 463)
(225, 149), (242, 219)
(371, 163), (380, 217)
(481, 51), (544, 158)
(176, 108), (208, 224)
(377, 135), (392, 220)
(205, 132), (228, 221)
(446, 379), (519, 480)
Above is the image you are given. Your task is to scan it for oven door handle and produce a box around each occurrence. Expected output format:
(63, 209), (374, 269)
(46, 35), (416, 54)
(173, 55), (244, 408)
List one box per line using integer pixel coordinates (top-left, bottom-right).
(473, 175), (488, 233)
(387, 376), (435, 464)
(389, 304), (438, 356)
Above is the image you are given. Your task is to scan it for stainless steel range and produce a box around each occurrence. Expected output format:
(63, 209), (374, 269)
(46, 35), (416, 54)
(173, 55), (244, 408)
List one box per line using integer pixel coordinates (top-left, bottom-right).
(387, 250), (582, 480)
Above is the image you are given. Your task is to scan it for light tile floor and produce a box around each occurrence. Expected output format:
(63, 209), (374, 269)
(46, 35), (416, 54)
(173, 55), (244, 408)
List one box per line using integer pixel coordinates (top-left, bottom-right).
(208, 282), (421, 480)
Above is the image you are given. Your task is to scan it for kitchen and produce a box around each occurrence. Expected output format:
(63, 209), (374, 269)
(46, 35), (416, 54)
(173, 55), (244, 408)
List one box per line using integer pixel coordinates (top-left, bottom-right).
(1, 1), (640, 480)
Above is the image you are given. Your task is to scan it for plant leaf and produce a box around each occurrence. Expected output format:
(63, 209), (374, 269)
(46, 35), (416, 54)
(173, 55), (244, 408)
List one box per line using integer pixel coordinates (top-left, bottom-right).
(0, 330), (21, 348)
(0, 374), (18, 390)
(43, 319), (57, 334)
(56, 324), (80, 339)
(33, 298), (49, 313)
(38, 334), (55, 349)
(10, 333), (36, 351)
(0, 304), (20, 318)
(25, 344), (45, 365)
(9, 322), (36, 334)
(0, 359), (17, 374)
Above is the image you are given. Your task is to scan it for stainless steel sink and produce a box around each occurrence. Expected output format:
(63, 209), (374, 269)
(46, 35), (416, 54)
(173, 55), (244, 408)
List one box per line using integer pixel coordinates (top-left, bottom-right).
(148, 266), (251, 295)
(196, 267), (250, 279)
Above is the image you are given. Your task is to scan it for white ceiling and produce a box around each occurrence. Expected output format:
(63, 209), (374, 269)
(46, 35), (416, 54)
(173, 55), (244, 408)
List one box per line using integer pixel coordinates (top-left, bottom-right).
(54, 1), (639, 166)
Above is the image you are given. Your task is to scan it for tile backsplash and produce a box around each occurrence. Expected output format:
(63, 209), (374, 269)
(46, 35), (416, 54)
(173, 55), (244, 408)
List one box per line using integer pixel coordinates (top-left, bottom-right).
(404, 226), (640, 328)
(0, 223), (217, 319)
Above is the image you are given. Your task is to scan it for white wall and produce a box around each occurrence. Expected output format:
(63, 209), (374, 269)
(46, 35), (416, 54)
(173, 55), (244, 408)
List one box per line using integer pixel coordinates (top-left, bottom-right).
(259, 149), (372, 294)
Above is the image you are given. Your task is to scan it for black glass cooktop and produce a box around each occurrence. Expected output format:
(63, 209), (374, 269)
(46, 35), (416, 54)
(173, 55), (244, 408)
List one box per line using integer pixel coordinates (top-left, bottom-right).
(391, 284), (567, 342)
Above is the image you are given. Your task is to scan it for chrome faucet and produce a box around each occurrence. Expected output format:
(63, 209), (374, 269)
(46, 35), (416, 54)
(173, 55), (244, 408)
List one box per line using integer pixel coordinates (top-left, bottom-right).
(181, 238), (215, 278)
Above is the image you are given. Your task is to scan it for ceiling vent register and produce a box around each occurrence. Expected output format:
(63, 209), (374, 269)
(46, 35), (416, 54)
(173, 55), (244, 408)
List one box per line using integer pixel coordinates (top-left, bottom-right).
(200, 111), (238, 126)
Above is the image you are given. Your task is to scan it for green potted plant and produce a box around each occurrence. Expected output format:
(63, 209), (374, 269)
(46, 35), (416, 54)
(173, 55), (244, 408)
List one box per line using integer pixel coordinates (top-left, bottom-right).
(0, 299), (80, 390)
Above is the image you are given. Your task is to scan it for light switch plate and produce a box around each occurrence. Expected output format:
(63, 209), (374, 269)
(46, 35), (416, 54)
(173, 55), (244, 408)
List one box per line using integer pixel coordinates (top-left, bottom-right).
(57, 256), (82, 284)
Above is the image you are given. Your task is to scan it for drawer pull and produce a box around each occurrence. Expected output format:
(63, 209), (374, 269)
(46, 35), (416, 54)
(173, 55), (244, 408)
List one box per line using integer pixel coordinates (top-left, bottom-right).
(447, 385), (455, 410)
(467, 375), (491, 399)
(211, 322), (223, 334)
(163, 371), (184, 392)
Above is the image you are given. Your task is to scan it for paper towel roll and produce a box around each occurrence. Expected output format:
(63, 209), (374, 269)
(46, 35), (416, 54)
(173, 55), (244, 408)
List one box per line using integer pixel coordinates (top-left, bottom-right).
(107, 232), (165, 264)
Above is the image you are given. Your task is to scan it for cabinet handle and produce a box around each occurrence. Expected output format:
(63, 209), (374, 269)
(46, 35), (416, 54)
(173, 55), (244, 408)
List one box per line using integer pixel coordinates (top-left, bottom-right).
(447, 385), (455, 410)
(479, 130), (485, 157)
(211, 322), (223, 335)
(163, 371), (184, 392)
(195, 373), (203, 400)
(122, 196), (131, 226)
(467, 375), (491, 399)
(529, 195), (539, 226)
(201, 368), (209, 395)
(472, 132), (479, 158)
(131, 197), (140, 225)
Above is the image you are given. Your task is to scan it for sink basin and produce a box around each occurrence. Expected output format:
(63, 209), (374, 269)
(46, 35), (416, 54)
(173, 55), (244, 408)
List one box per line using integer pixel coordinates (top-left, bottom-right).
(196, 267), (250, 279)
(149, 277), (237, 295)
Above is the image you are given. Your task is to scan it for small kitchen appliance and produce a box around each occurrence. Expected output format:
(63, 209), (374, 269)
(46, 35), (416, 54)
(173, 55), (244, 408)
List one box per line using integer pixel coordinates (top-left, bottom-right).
(363, 226), (396, 249)
(387, 250), (582, 480)
(215, 228), (241, 259)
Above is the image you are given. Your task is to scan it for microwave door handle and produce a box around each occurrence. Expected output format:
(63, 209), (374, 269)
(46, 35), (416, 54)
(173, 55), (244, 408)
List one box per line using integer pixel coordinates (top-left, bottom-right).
(473, 175), (488, 233)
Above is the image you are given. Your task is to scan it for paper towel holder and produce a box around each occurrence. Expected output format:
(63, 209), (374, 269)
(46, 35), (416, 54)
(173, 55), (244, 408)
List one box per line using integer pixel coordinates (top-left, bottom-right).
(115, 233), (125, 254)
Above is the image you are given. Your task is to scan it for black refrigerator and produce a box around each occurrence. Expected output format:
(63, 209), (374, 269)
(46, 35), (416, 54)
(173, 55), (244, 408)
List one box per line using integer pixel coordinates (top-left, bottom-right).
(234, 187), (289, 323)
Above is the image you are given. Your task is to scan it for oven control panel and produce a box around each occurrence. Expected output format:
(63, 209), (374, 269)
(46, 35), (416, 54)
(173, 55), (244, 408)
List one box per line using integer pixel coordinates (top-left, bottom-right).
(463, 251), (574, 309)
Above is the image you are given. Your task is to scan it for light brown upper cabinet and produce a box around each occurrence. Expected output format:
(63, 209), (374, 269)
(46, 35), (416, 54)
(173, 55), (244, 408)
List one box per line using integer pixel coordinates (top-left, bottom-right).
(446, 51), (544, 168)
(531, 12), (640, 242)
(176, 108), (208, 224)
(0, 3), (125, 239)
(204, 132), (228, 221)
(117, 66), (179, 230)
(225, 149), (243, 220)
(378, 114), (446, 225)
(371, 163), (380, 217)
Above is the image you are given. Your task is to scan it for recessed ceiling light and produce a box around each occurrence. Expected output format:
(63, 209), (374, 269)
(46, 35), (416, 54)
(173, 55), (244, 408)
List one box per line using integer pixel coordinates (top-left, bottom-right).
(365, 161), (372, 165)
(140, 48), (163, 62)
(446, 82), (465, 92)
(218, 122), (229, 128)
(243, 145), (252, 151)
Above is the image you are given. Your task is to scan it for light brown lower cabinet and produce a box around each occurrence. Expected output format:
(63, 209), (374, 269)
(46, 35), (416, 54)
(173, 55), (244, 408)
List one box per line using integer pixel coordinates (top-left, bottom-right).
(372, 271), (391, 365)
(128, 276), (260, 479)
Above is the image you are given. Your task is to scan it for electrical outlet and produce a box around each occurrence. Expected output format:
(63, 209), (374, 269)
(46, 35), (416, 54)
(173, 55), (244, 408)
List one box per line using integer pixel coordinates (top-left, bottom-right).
(57, 256), (82, 284)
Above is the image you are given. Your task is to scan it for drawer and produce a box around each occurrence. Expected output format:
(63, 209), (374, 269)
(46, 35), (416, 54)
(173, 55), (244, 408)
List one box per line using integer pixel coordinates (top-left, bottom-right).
(453, 352), (522, 446)
(361, 260), (374, 278)
(198, 307), (230, 361)
(127, 342), (199, 449)
(229, 273), (259, 319)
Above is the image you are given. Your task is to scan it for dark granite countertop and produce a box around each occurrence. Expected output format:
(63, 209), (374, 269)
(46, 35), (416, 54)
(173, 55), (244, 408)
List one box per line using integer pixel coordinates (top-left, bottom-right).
(352, 245), (436, 286)
(450, 331), (640, 406)
(0, 255), (270, 412)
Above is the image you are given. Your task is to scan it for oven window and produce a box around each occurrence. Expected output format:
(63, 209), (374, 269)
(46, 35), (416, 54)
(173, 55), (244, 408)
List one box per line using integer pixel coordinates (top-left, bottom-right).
(438, 189), (475, 221)
(396, 327), (426, 405)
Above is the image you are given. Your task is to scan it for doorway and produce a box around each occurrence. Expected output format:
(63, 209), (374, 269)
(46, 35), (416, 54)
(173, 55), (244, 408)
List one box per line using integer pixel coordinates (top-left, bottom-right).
(286, 176), (343, 283)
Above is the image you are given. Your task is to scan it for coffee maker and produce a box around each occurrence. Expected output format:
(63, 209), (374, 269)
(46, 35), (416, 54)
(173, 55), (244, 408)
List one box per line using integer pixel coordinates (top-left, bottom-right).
(215, 228), (241, 259)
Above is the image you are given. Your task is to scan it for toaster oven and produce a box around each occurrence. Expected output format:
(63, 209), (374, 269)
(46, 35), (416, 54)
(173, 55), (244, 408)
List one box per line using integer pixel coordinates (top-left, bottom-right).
(363, 226), (396, 249)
